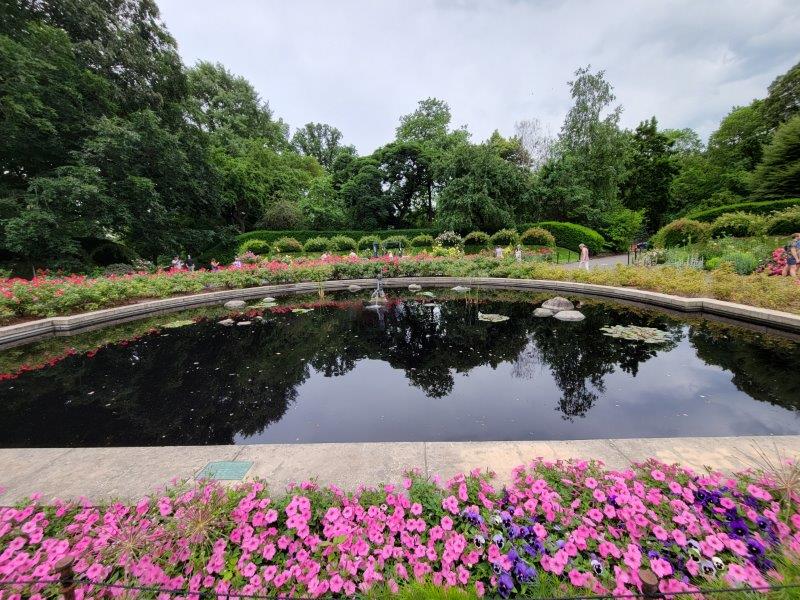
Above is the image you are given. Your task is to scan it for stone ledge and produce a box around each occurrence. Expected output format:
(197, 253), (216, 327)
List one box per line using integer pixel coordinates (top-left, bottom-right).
(2, 277), (800, 349)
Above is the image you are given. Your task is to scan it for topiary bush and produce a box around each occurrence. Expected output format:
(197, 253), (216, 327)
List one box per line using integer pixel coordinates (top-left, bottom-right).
(652, 219), (709, 248)
(435, 231), (463, 247)
(410, 234), (435, 248)
(489, 228), (520, 246)
(765, 206), (800, 235)
(709, 212), (766, 238)
(520, 227), (555, 247)
(303, 237), (332, 253)
(533, 222), (605, 253)
(329, 235), (357, 251)
(382, 235), (409, 249)
(463, 231), (490, 247)
(357, 235), (380, 251)
(238, 239), (271, 256)
(271, 237), (303, 253)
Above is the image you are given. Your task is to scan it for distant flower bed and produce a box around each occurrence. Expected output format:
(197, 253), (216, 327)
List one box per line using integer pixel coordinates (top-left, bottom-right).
(1, 459), (798, 598)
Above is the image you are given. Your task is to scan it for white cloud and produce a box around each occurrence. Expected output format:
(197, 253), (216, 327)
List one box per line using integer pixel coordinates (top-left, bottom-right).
(157, 0), (800, 153)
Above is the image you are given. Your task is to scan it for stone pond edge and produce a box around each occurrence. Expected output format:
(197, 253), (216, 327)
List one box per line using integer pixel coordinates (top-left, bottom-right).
(2, 276), (800, 348)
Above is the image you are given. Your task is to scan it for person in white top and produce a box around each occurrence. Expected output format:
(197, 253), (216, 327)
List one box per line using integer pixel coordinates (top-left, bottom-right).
(578, 243), (590, 271)
(514, 245), (522, 262)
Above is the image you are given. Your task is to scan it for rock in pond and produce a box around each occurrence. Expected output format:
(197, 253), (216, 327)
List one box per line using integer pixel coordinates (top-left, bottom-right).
(236, 320), (252, 326)
(223, 300), (246, 310)
(408, 284), (422, 292)
(533, 308), (554, 317)
(554, 310), (585, 322)
(451, 286), (471, 293)
(262, 297), (276, 303)
(541, 296), (574, 312)
(347, 285), (362, 292)
(218, 318), (235, 326)
(478, 312), (510, 323)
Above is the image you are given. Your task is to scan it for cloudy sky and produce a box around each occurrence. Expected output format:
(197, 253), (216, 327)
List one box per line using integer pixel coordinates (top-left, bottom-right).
(158, 0), (800, 154)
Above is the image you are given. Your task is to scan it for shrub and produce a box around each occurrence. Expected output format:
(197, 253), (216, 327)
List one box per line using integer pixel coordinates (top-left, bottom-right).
(102, 263), (136, 276)
(652, 219), (709, 248)
(463, 231), (490, 247)
(519, 227), (555, 247)
(707, 251), (759, 275)
(237, 229), (439, 246)
(533, 222), (605, 253)
(765, 206), (800, 235)
(328, 235), (357, 251)
(685, 198), (800, 222)
(489, 228), (519, 246)
(382, 235), (409, 249)
(303, 237), (332, 253)
(237, 239), (271, 255)
(271, 237), (303, 253)
(357, 235), (380, 251)
(435, 231), (463, 247)
(600, 208), (644, 251)
(410, 234), (434, 248)
(709, 212), (766, 238)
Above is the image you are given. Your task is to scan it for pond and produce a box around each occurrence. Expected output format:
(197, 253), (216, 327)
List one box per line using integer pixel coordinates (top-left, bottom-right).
(2, 291), (799, 447)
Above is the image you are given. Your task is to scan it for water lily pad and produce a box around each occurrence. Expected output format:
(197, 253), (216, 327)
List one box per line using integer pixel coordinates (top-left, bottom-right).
(417, 291), (435, 298)
(347, 285), (362, 292)
(162, 319), (195, 329)
(451, 286), (470, 293)
(478, 312), (510, 323)
(408, 284), (422, 292)
(600, 325), (671, 344)
(291, 308), (314, 314)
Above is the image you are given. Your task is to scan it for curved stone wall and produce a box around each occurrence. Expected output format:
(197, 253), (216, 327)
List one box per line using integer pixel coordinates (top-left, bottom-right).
(2, 276), (799, 349)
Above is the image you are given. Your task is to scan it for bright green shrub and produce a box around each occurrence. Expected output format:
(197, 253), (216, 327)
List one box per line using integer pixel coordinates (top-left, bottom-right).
(237, 228), (439, 245)
(303, 237), (332, 252)
(382, 235), (409, 249)
(685, 198), (800, 222)
(410, 234), (435, 248)
(237, 239), (271, 255)
(520, 227), (555, 247)
(489, 228), (519, 246)
(707, 252), (759, 275)
(435, 231), (463, 247)
(704, 257), (722, 270)
(463, 231), (490, 247)
(357, 235), (380, 251)
(601, 208), (644, 251)
(709, 212), (766, 238)
(533, 222), (605, 253)
(652, 219), (709, 248)
(329, 235), (357, 251)
(765, 206), (800, 235)
(271, 237), (303, 253)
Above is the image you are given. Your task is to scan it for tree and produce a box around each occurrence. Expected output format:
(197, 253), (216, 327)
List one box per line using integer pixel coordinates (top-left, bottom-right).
(339, 160), (391, 229)
(374, 141), (433, 226)
(751, 115), (800, 199)
(291, 122), (350, 170)
(707, 102), (769, 172)
(396, 98), (452, 143)
(515, 119), (555, 170)
(186, 61), (287, 151)
(298, 176), (347, 230)
(620, 117), (677, 230)
(763, 61), (800, 130)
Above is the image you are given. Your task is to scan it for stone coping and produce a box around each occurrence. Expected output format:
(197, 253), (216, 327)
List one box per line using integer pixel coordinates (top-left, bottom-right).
(2, 276), (800, 349)
(2, 436), (798, 503)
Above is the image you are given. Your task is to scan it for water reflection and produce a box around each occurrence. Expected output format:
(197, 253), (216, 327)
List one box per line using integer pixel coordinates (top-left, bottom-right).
(1, 296), (798, 447)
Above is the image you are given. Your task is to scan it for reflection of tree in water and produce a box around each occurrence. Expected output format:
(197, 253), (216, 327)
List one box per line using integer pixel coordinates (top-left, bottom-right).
(0, 297), (689, 446)
(689, 324), (800, 411)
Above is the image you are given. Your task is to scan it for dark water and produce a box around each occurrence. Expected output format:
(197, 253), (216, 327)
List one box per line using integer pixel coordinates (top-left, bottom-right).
(2, 294), (799, 447)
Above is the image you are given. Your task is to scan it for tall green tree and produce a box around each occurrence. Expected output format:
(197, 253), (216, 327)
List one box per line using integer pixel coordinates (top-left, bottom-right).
(751, 115), (800, 199)
(339, 159), (392, 229)
(291, 122), (351, 170)
(762, 61), (800, 131)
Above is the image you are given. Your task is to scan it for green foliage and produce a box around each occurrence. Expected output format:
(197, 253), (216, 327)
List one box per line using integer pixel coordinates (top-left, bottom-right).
(706, 252), (759, 275)
(685, 198), (800, 221)
(357, 235), (380, 251)
(434, 231), (463, 247)
(709, 212), (766, 238)
(533, 222), (605, 253)
(271, 237), (303, 253)
(237, 239), (271, 255)
(600, 208), (644, 251)
(302, 237), (331, 253)
(463, 231), (491, 247)
(290, 122), (346, 169)
(298, 176), (347, 230)
(652, 219), (709, 248)
(520, 227), (556, 247)
(752, 115), (800, 199)
(765, 206), (800, 235)
(382, 235), (409, 249)
(328, 235), (357, 251)
(489, 228), (520, 246)
(237, 228), (436, 246)
(410, 234), (435, 248)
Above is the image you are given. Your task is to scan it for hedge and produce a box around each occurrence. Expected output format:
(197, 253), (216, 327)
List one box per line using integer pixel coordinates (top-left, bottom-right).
(489, 228), (519, 246)
(463, 231), (490, 247)
(526, 222), (605, 253)
(765, 206), (800, 235)
(684, 198), (800, 222)
(708, 212), (766, 238)
(520, 227), (555, 247)
(651, 219), (709, 248)
(237, 228), (439, 246)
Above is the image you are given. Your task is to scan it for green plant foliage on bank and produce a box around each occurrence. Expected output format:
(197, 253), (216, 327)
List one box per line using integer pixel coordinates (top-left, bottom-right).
(527, 222), (605, 253)
(709, 212), (767, 238)
(238, 229), (439, 246)
(684, 198), (800, 222)
(765, 206), (800, 235)
(652, 219), (709, 248)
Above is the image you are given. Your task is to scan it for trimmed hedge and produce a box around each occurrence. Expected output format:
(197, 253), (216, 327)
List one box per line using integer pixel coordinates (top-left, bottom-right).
(684, 198), (800, 222)
(528, 222), (605, 253)
(328, 235), (357, 251)
(489, 228), (520, 246)
(652, 219), (709, 248)
(709, 212), (766, 238)
(357, 235), (380, 251)
(303, 237), (332, 253)
(272, 237), (303, 253)
(382, 235), (409, 249)
(463, 231), (490, 247)
(238, 228), (439, 245)
(237, 239), (271, 255)
(520, 227), (556, 247)
(765, 206), (800, 235)
(410, 234), (434, 248)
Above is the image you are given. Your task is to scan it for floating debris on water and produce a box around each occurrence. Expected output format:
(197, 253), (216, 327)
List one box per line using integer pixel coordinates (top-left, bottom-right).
(417, 291), (435, 298)
(408, 284), (422, 292)
(451, 286), (470, 292)
(600, 324), (671, 344)
(478, 312), (510, 323)
(291, 308), (314, 314)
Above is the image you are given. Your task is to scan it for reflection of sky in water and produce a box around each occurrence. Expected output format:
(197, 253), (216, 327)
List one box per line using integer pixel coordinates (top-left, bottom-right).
(238, 332), (800, 444)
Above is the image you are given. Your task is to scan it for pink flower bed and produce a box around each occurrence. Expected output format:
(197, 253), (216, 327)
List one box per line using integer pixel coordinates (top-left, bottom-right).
(2, 459), (798, 598)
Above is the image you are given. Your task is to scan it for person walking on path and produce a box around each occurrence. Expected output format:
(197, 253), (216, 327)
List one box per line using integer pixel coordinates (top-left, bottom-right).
(514, 245), (522, 262)
(578, 243), (590, 271)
